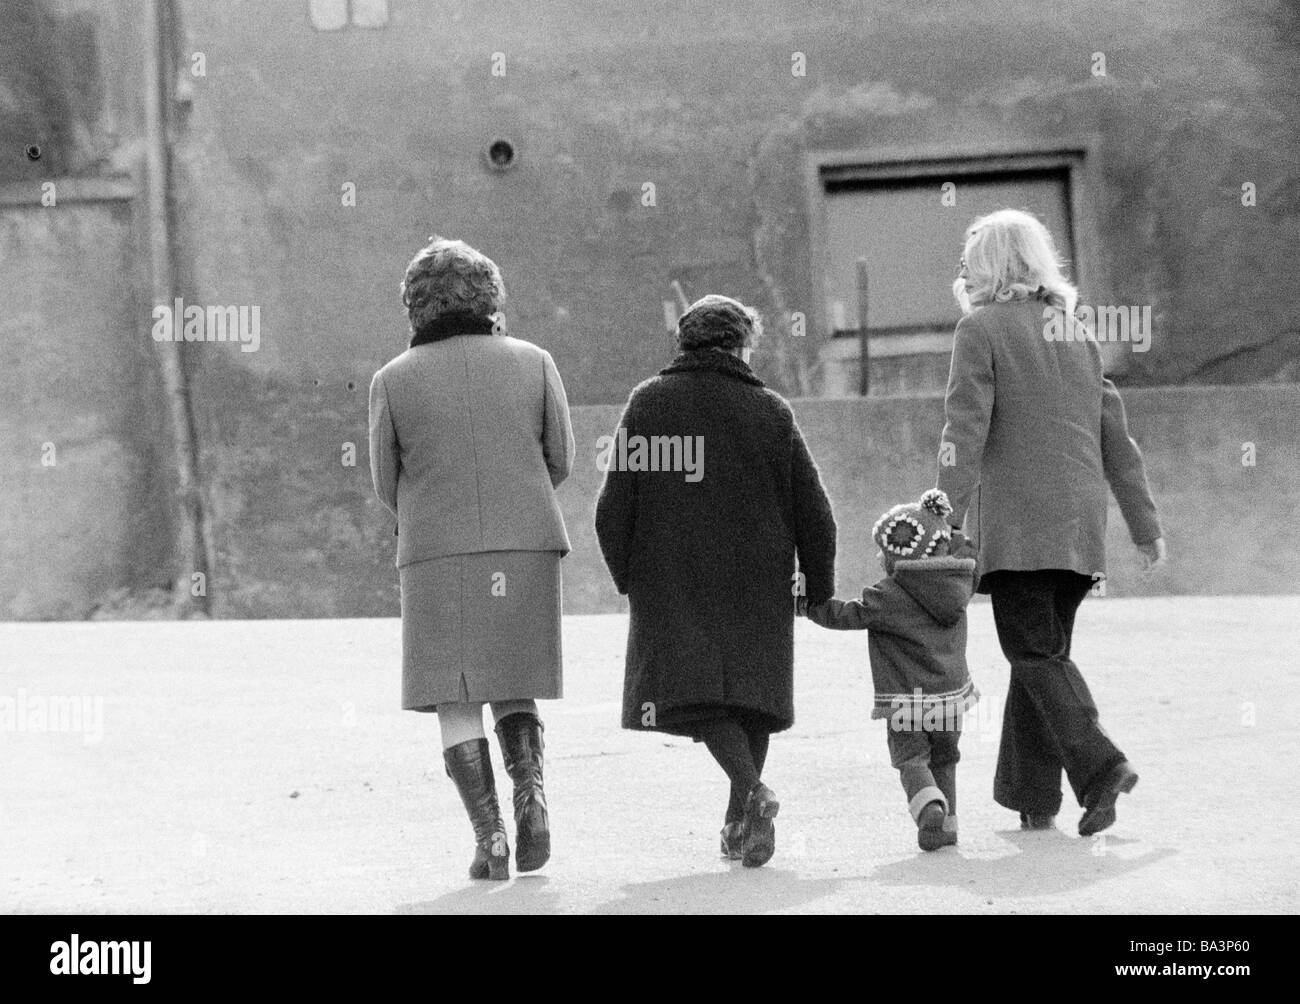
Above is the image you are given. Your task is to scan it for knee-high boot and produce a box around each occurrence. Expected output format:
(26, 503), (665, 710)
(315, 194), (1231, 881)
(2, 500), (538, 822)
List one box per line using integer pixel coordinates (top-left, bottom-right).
(443, 738), (510, 880)
(494, 713), (551, 872)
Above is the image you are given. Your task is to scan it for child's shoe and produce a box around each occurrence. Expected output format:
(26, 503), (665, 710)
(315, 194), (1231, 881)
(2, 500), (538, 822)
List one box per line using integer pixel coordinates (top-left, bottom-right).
(917, 801), (958, 850)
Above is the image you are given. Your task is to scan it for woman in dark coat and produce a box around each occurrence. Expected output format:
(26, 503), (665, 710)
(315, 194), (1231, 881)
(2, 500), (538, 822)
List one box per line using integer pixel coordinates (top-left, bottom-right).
(936, 209), (1165, 837)
(369, 237), (575, 881)
(595, 295), (837, 868)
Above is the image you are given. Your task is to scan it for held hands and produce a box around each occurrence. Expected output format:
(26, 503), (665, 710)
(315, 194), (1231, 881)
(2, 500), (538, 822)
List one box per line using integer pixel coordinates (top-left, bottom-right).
(948, 528), (977, 560)
(1137, 537), (1167, 571)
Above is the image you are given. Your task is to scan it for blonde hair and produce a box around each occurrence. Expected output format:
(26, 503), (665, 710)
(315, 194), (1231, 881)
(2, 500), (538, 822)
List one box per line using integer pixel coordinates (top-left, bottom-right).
(952, 209), (1078, 318)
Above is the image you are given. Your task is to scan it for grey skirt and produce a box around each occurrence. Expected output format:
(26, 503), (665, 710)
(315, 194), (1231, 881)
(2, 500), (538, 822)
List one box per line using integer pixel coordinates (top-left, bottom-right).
(400, 549), (563, 711)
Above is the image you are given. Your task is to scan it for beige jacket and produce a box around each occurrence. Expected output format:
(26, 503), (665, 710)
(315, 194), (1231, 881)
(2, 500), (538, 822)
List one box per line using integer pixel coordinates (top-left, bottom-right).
(369, 333), (574, 567)
(936, 296), (1161, 586)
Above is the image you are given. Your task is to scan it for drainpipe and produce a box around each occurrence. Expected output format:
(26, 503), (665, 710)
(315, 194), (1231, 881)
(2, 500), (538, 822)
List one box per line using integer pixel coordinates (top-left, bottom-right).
(142, 0), (211, 617)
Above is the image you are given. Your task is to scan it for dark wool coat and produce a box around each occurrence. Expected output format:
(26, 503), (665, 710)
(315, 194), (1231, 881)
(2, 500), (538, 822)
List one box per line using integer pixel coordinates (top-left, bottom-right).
(936, 296), (1162, 591)
(595, 350), (837, 737)
(805, 556), (979, 724)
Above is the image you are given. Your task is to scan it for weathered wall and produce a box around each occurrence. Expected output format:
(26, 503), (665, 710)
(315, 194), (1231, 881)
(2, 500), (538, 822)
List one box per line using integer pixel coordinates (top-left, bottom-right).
(0, 0), (176, 619)
(166, 0), (1300, 406)
(0, 0), (149, 183)
(555, 384), (1300, 615)
(167, 0), (1300, 620)
(4, 0), (1300, 619)
(0, 197), (176, 619)
(196, 382), (1300, 618)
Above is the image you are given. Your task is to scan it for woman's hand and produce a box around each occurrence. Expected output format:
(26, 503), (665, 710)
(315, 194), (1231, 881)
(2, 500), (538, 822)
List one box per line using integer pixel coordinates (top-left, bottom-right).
(1137, 537), (1167, 571)
(949, 528), (977, 560)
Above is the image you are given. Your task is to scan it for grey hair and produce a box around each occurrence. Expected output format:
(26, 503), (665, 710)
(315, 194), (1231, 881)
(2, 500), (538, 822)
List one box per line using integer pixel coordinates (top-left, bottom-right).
(400, 236), (505, 333)
(675, 294), (763, 352)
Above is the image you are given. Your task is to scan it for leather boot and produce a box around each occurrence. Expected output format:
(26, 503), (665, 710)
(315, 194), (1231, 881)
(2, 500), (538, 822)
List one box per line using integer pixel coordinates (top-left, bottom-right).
(443, 739), (509, 880)
(494, 713), (551, 872)
(741, 782), (780, 868)
(720, 821), (744, 860)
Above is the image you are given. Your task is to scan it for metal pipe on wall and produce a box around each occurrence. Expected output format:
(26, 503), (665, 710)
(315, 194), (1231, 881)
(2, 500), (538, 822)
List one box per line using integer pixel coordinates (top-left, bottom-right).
(142, 0), (210, 617)
(855, 258), (870, 397)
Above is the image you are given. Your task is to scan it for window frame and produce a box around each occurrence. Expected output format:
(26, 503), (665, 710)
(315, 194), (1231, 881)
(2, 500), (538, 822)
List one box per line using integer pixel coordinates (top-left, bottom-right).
(802, 139), (1116, 368)
(307, 0), (390, 31)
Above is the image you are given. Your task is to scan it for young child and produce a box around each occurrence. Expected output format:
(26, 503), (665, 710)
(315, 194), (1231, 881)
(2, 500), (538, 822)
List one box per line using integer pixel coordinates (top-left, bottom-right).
(801, 489), (978, 850)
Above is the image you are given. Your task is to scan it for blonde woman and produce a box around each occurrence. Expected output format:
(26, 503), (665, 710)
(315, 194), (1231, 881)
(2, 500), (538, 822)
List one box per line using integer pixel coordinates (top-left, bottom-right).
(936, 209), (1165, 837)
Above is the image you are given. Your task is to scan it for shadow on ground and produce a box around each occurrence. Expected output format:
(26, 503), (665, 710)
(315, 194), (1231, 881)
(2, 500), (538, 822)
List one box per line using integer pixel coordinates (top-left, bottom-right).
(587, 868), (842, 914)
(865, 829), (1179, 901)
(397, 832), (1178, 914)
(398, 867), (844, 915)
(397, 874), (567, 915)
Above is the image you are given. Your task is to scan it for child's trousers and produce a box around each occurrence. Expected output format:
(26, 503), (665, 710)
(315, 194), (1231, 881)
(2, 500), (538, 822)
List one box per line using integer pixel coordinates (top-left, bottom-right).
(887, 724), (961, 820)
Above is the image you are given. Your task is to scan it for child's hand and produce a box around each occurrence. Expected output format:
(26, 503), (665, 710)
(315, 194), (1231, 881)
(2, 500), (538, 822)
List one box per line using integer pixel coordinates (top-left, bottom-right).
(949, 529), (976, 559)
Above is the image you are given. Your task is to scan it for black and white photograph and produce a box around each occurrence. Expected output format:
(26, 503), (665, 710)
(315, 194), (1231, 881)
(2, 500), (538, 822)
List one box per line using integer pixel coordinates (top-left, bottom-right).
(0, 0), (1293, 973)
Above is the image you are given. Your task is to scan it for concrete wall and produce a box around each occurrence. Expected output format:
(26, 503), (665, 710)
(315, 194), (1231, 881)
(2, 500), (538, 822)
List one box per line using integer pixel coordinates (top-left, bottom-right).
(169, 0), (1300, 622)
(4, 0), (1300, 619)
(0, 0), (149, 184)
(0, 0), (173, 619)
(0, 193), (176, 619)
(188, 381), (1300, 618)
(554, 383), (1300, 615)
(162, 0), (1300, 405)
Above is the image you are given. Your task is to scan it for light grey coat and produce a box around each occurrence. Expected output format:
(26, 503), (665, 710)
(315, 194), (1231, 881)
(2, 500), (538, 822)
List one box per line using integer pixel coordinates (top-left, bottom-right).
(936, 296), (1161, 587)
(368, 333), (574, 567)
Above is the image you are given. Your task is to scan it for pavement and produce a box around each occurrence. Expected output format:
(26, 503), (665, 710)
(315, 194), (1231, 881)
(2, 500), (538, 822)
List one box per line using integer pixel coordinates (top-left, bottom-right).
(2, 596), (1296, 914)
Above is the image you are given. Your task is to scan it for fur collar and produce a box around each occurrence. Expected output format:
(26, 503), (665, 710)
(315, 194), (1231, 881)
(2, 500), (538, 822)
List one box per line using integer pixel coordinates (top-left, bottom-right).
(409, 311), (496, 348)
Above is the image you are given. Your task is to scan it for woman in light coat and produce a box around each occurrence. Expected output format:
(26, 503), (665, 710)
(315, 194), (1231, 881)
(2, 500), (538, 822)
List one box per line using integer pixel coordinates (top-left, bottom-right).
(369, 237), (574, 880)
(936, 210), (1165, 837)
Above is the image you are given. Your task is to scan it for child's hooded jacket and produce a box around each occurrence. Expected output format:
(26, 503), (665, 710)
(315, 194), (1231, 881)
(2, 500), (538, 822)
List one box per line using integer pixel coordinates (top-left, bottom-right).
(806, 556), (979, 721)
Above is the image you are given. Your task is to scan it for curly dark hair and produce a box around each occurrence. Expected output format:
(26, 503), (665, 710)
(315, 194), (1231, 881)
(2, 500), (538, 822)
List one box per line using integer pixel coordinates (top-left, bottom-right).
(400, 236), (505, 334)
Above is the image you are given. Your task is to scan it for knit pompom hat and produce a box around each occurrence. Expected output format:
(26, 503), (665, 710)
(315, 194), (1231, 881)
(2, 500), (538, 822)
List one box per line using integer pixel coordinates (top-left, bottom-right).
(676, 294), (760, 351)
(872, 489), (954, 566)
